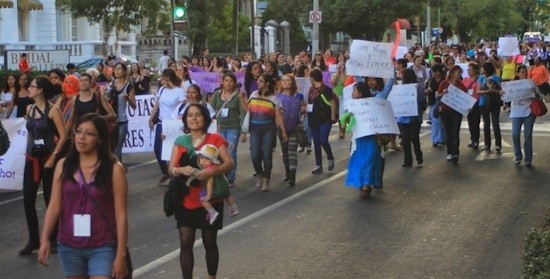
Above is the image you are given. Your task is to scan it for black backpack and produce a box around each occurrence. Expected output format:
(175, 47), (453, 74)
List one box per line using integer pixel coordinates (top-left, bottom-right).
(0, 120), (10, 156)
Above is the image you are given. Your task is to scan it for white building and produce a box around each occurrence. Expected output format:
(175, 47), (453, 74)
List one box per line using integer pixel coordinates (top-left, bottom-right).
(0, 0), (136, 64)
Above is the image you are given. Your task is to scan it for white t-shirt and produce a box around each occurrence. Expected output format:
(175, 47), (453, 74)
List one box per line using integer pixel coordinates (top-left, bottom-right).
(510, 98), (532, 118)
(158, 55), (171, 73)
(157, 86), (186, 121)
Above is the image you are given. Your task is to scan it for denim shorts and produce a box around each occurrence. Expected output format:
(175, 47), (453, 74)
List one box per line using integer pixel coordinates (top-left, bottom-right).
(57, 243), (116, 277)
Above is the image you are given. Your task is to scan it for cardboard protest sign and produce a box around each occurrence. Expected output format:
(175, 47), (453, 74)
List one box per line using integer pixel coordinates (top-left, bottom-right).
(346, 40), (394, 79)
(347, 98), (400, 139)
(387, 83), (418, 117)
(501, 79), (536, 102)
(441, 85), (477, 115)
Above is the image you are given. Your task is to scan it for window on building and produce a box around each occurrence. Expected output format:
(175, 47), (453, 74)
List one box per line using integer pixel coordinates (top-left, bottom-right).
(72, 18), (78, 41)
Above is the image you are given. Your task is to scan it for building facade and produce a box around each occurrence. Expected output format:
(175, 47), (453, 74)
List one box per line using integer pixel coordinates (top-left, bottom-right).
(0, 0), (136, 65)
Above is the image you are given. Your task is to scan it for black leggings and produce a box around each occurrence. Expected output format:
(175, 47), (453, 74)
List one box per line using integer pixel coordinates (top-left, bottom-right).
(178, 227), (219, 279)
(23, 159), (56, 244)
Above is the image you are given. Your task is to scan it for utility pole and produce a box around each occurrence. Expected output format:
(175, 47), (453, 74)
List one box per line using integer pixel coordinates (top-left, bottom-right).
(312, 0), (319, 55)
(250, 0), (255, 57)
(426, 0), (431, 47)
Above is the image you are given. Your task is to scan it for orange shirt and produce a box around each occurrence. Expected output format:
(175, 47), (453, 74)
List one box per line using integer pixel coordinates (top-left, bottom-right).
(528, 64), (549, 86)
(19, 59), (31, 73)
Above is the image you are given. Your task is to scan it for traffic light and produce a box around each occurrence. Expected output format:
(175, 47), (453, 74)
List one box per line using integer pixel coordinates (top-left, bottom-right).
(173, 0), (187, 20)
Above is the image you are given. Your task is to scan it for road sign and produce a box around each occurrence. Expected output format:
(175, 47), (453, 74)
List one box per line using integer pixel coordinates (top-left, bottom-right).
(173, 31), (185, 39)
(309, 10), (322, 24)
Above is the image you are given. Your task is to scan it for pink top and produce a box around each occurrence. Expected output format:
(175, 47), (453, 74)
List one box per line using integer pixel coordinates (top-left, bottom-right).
(57, 176), (116, 248)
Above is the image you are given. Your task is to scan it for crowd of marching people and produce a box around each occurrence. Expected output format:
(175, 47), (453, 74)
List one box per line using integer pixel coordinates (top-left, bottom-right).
(0, 38), (547, 278)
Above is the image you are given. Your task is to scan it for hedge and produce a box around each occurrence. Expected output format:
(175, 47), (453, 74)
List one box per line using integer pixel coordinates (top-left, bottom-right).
(523, 209), (550, 278)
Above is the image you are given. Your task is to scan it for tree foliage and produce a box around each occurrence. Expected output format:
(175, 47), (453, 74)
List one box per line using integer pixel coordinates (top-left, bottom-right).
(208, 2), (251, 54)
(56, 0), (158, 55)
(260, 0), (309, 52)
(186, 0), (226, 56)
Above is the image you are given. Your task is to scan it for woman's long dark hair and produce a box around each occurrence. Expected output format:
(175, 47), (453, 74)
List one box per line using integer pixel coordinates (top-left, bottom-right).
(354, 82), (372, 98)
(61, 113), (117, 189)
(401, 68), (417, 84)
(3, 74), (17, 93)
(259, 73), (276, 97)
(14, 73), (30, 105)
(244, 61), (262, 96)
(162, 68), (182, 87)
(182, 103), (212, 134)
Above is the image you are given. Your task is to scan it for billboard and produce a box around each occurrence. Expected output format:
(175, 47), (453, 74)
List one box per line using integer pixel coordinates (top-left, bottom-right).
(4, 50), (70, 71)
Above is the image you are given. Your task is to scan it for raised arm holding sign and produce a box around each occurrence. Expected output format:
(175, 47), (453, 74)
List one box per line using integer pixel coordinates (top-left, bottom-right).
(501, 79), (536, 102)
(497, 37), (520, 57)
(345, 40), (395, 79)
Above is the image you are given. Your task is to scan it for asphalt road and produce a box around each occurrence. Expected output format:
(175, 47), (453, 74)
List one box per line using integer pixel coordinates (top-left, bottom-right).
(1, 112), (549, 279)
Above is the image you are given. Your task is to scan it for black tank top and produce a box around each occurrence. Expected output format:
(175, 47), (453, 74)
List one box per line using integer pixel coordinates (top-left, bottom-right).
(74, 94), (100, 122)
(26, 104), (56, 156)
(15, 96), (34, 117)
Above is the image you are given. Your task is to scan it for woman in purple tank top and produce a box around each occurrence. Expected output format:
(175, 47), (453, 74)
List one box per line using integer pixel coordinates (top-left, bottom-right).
(38, 113), (129, 279)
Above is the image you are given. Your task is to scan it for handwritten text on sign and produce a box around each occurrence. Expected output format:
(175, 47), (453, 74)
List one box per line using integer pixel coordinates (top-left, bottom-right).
(387, 83), (418, 117)
(441, 85), (477, 115)
(347, 98), (400, 139)
(497, 37), (520, 57)
(346, 40), (394, 79)
(342, 83), (355, 112)
(501, 79), (536, 102)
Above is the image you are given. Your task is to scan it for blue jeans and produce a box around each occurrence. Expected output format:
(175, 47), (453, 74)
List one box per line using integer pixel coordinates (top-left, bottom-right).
(154, 123), (168, 176)
(429, 104), (445, 144)
(249, 125), (277, 179)
(115, 121), (128, 163)
(57, 243), (116, 277)
(219, 128), (240, 182)
(511, 114), (536, 163)
(310, 122), (334, 167)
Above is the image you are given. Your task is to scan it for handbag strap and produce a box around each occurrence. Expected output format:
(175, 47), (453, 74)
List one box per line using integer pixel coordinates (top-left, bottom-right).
(78, 166), (118, 243)
(214, 90), (238, 119)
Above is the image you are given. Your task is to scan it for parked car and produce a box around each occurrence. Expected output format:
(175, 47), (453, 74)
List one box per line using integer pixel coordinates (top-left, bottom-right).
(76, 55), (137, 72)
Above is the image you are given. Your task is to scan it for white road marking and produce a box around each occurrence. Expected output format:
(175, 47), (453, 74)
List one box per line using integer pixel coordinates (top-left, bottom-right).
(133, 169), (348, 277)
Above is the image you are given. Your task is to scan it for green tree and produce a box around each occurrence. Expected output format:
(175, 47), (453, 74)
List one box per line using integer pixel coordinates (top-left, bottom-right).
(56, 0), (144, 56)
(208, 2), (251, 54)
(186, 0), (226, 56)
(140, 0), (171, 36)
(261, 0), (309, 53)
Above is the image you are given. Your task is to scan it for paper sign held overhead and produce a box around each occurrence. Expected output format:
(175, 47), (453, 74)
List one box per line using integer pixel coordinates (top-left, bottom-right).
(346, 40), (394, 79)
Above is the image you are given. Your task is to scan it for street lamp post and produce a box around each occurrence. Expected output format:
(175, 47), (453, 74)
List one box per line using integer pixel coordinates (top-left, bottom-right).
(281, 21), (290, 55)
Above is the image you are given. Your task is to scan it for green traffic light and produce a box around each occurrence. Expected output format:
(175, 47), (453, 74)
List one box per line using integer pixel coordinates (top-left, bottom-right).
(174, 7), (186, 19)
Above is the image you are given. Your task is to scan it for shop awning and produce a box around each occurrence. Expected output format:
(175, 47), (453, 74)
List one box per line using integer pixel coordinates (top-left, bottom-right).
(0, 0), (13, 9)
(18, 0), (43, 11)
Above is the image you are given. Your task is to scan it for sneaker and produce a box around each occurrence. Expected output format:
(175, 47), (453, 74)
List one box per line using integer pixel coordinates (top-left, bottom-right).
(328, 160), (335, 171)
(495, 146), (501, 152)
(472, 142), (479, 150)
(311, 166), (323, 174)
(451, 155), (459, 164)
(297, 147), (305, 152)
(207, 211), (219, 225)
(513, 159), (521, 165)
(432, 142), (438, 147)
(229, 205), (239, 217)
(306, 147), (312, 154)
(446, 154), (452, 161)
(526, 163), (533, 168)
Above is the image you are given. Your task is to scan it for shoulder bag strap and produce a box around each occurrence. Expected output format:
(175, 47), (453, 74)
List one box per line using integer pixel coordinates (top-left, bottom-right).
(214, 90), (238, 119)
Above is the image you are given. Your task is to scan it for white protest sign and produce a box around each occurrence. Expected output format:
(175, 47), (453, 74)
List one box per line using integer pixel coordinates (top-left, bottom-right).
(441, 84), (477, 115)
(497, 37), (520, 57)
(456, 63), (469, 78)
(0, 118), (27, 191)
(387, 83), (418, 117)
(122, 94), (156, 154)
(346, 40), (394, 79)
(347, 98), (400, 139)
(161, 119), (184, 161)
(342, 83), (355, 113)
(501, 79), (536, 102)
(395, 46), (409, 60)
(295, 77), (311, 101)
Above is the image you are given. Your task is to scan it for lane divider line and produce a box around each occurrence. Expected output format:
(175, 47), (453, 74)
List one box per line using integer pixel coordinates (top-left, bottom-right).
(133, 169), (348, 277)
